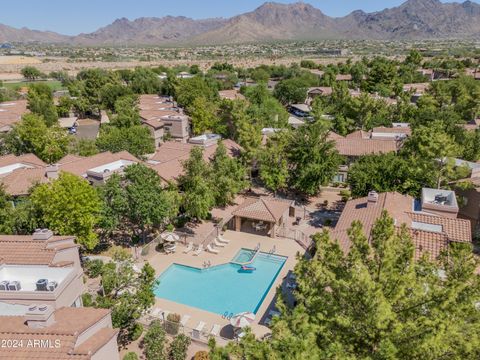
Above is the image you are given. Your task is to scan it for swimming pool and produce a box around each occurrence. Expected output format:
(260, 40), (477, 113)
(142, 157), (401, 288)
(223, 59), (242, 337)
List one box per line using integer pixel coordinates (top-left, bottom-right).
(154, 249), (287, 315)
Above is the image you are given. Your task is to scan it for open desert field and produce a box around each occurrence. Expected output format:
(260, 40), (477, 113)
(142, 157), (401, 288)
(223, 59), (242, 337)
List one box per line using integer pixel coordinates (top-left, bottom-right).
(0, 55), (42, 65)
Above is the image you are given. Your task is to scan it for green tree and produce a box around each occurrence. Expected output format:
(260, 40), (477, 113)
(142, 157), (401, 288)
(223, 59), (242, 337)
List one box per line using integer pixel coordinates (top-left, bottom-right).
(174, 77), (217, 109)
(27, 83), (58, 126)
(404, 49), (423, 67)
(96, 125), (154, 158)
(143, 320), (166, 360)
(4, 114), (69, 163)
(250, 68), (270, 83)
(167, 334), (191, 360)
(100, 165), (180, 242)
(188, 97), (220, 135)
(178, 147), (215, 220)
(347, 152), (436, 197)
(273, 78), (309, 105)
(258, 132), (290, 194)
(21, 66), (43, 81)
(130, 67), (162, 94)
(218, 212), (480, 359)
(287, 121), (341, 195)
(110, 95), (141, 128)
(403, 121), (460, 188)
(31, 172), (102, 249)
(97, 253), (157, 344)
(211, 142), (247, 206)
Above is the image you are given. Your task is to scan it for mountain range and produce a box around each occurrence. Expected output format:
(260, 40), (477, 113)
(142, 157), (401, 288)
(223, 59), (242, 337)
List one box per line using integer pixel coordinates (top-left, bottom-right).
(1, 0), (480, 46)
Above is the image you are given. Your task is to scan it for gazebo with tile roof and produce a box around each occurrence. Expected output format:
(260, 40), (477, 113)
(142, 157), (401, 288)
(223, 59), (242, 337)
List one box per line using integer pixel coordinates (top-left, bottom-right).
(231, 197), (295, 238)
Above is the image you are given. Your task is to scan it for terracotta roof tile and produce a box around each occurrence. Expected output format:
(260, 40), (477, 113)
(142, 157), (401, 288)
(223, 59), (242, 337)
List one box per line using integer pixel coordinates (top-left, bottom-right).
(330, 131), (400, 156)
(219, 90), (245, 101)
(0, 100), (28, 131)
(58, 151), (138, 177)
(232, 197), (293, 223)
(73, 327), (118, 356)
(332, 191), (471, 260)
(0, 153), (46, 168)
(407, 212), (471, 243)
(1, 167), (48, 196)
(149, 140), (242, 182)
(0, 235), (76, 266)
(0, 307), (113, 359)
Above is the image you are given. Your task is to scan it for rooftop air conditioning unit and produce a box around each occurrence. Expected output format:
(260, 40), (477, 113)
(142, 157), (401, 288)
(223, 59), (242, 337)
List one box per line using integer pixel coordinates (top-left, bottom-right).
(0, 281), (9, 291)
(47, 281), (58, 291)
(36, 279), (48, 291)
(8, 281), (21, 291)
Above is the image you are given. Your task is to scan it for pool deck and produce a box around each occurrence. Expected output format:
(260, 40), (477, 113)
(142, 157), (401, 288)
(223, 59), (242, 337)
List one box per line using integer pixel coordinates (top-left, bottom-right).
(142, 230), (305, 340)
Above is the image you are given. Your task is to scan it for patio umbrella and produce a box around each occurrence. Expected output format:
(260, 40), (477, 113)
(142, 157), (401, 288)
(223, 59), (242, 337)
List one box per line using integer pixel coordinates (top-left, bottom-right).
(230, 312), (255, 328)
(161, 232), (179, 243)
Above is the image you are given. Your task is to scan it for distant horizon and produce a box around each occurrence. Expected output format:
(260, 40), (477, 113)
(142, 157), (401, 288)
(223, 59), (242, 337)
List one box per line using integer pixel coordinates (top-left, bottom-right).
(1, 0), (478, 36)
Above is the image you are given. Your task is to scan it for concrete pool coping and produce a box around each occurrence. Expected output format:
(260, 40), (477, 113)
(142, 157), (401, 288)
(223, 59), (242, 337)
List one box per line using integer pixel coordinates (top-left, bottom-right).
(141, 230), (305, 339)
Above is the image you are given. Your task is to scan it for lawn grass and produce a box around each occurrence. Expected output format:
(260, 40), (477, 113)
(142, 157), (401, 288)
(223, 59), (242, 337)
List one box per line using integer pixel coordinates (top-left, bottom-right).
(2, 80), (64, 91)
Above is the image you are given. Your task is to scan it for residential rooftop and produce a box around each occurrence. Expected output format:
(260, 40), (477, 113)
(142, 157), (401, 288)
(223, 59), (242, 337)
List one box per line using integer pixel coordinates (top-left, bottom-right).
(0, 305), (119, 360)
(328, 130), (401, 157)
(330, 190), (472, 260)
(0, 100), (28, 133)
(147, 138), (242, 182)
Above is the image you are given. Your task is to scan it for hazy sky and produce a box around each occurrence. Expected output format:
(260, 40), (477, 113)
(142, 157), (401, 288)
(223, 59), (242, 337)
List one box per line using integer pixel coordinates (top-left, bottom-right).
(0, 0), (476, 35)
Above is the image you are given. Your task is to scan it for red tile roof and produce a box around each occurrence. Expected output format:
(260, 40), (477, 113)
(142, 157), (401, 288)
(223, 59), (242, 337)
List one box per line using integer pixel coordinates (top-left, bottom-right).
(0, 235), (77, 266)
(58, 151), (138, 177)
(329, 131), (400, 156)
(0, 307), (116, 359)
(232, 197), (293, 223)
(331, 191), (471, 260)
(0, 100), (28, 131)
(148, 139), (242, 182)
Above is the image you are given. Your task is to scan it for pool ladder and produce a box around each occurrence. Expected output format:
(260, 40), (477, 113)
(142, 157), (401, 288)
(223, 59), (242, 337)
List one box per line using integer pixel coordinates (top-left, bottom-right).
(203, 260), (212, 268)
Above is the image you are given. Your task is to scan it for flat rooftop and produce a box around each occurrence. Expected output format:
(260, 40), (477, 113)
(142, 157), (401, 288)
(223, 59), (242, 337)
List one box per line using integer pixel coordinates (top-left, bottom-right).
(0, 265), (73, 292)
(88, 159), (136, 174)
(0, 162), (34, 176)
(421, 188), (458, 208)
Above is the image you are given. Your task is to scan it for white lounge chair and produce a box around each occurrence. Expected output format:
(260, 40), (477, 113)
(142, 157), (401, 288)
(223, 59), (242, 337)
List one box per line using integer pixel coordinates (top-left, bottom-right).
(180, 314), (191, 327)
(217, 235), (230, 244)
(210, 324), (221, 337)
(183, 242), (194, 254)
(193, 245), (204, 256)
(206, 244), (219, 254)
(213, 238), (226, 248)
(192, 321), (206, 339)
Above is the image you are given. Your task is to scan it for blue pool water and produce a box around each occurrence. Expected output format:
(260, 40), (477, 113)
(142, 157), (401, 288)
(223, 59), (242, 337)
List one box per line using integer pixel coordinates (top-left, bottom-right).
(154, 249), (287, 315)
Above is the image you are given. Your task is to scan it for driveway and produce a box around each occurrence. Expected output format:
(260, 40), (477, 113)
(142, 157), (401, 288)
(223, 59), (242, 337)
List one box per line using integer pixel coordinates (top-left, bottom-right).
(76, 118), (100, 140)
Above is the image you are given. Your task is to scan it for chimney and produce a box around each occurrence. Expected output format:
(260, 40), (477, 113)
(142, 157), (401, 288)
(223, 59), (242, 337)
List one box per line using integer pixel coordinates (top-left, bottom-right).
(367, 191), (379, 206)
(45, 164), (59, 179)
(32, 229), (53, 241)
(25, 305), (55, 329)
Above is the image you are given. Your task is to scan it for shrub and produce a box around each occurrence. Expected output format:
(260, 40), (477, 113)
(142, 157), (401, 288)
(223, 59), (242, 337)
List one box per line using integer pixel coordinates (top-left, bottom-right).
(165, 313), (181, 335)
(143, 320), (166, 360)
(123, 352), (139, 360)
(130, 322), (143, 341)
(165, 224), (175, 232)
(168, 334), (191, 360)
(324, 219), (333, 227)
(194, 351), (210, 360)
(81, 293), (94, 307)
(85, 259), (104, 278)
(339, 189), (351, 202)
